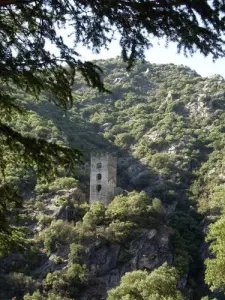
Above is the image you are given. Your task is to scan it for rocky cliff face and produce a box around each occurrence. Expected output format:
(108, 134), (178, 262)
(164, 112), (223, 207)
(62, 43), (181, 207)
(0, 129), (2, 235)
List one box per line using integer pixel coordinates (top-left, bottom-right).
(80, 226), (174, 299)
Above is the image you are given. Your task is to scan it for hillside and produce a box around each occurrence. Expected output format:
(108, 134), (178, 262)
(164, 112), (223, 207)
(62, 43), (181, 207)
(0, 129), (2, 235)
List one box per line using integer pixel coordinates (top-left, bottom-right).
(1, 58), (225, 299)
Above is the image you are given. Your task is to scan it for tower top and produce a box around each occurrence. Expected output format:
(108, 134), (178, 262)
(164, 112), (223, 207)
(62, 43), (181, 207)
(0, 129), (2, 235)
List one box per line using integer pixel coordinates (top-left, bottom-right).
(91, 151), (116, 158)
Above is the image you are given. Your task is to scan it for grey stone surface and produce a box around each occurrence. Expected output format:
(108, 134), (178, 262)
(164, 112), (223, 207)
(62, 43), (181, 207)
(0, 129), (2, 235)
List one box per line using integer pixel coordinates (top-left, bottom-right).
(80, 226), (174, 299)
(55, 204), (76, 222)
(90, 152), (117, 206)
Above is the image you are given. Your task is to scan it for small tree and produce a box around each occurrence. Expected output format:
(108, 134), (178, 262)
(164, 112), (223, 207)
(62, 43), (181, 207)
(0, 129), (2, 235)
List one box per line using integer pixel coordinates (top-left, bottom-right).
(82, 201), (106, 227)
(107, 263), (182, 300)
(205, 216), (225, 291)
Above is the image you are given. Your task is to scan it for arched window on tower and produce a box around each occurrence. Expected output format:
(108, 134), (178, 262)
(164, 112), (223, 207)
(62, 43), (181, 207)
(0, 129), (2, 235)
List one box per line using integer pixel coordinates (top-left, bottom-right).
(97, 173), (102, 180)
(97, 162), (102, 169)
(96, 184), (102, 192)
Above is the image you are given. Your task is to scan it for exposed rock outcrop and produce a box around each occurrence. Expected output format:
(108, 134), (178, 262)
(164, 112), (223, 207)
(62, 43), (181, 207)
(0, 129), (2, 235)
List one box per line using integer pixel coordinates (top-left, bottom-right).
(80, 225), (174, 300)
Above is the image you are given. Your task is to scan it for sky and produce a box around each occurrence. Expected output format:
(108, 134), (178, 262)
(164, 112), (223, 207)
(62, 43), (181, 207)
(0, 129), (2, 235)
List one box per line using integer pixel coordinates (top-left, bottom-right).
(75, 37), (225, 78)
(49, 29), (225, 78)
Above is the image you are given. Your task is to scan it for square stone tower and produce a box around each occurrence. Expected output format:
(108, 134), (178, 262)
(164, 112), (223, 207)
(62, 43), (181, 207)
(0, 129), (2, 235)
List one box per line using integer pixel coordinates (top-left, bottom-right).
(90, 152), (117, 206)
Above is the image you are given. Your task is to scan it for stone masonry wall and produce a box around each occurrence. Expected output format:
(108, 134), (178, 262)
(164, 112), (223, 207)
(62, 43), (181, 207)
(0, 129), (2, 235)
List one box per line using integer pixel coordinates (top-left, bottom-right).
(90, 153), (117, 206)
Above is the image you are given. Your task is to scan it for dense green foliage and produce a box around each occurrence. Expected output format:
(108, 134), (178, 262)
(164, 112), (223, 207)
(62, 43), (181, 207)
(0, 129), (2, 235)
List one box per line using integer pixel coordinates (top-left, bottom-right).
(81, 191), (161, 242)
(205, 215), (225, 291)
(2, 59), (225, 299)
(168, 212), (202, 276)
(108, 264), (182, 300)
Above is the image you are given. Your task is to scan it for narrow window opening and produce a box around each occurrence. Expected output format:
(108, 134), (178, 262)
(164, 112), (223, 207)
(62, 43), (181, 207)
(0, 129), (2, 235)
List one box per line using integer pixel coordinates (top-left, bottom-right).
(97, 162), (102, 169)
(96, 184), (102, 192)
(97, 173), (102, 180)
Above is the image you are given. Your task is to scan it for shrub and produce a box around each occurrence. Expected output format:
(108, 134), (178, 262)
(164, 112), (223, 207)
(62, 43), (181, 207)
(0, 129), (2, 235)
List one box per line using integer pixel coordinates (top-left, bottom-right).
(35, 183), (49, 194)
(66, 263), (86, 282)
(45, 264), (85, 298)
(103, 220), (138, 242)
(73, 221), (96, 240)
(106, 191), (153, 225)
(38, 220), (76, 253)
(6, 272), (35, 298)
(205, 216), (225, 292)
(83, 201), (106, 227)
(49, 177), (78, 191)
(24, 290), (73, 300)
(54, 196), (68, 207)
(24, 290), (42, 300)
(69, 243), (85, 263)
(152, 198), (163, 213)
(53, 256), (64, 264)
(108, 264), (182, 300)
(114, 133), (134, 149)
(35, 177), (78, 194)
(35, 201), (45, 210)
(38, 215), (53, 228)
(169, 212), (202, 276)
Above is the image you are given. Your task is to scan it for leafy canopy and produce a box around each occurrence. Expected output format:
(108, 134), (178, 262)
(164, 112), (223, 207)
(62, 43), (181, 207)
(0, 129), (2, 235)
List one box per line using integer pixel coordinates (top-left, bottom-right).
(107, 263), (183, 300)
(205, 216), (225, 292)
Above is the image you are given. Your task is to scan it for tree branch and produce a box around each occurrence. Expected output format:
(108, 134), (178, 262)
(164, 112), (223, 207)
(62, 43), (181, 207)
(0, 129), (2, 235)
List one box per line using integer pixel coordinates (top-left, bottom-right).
(0, 0), (34, 6)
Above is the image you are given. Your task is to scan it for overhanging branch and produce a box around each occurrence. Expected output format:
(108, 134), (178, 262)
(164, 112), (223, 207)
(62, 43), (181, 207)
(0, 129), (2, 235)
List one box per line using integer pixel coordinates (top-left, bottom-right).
(0, 0), (34, 6)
